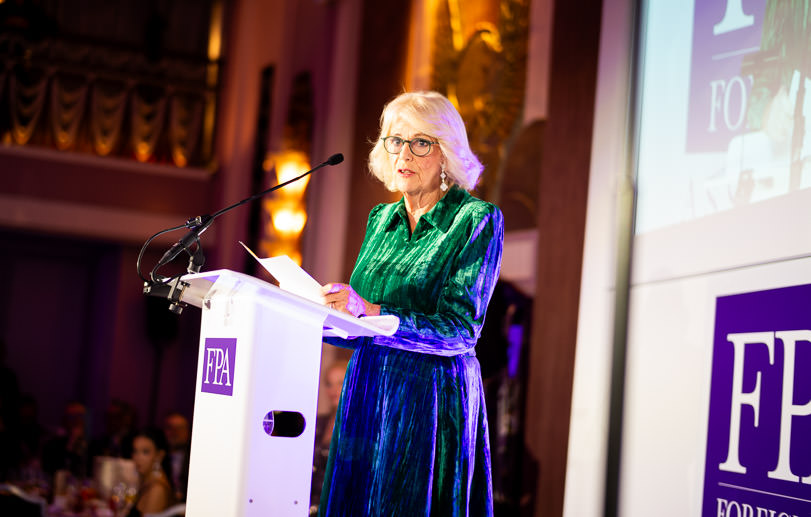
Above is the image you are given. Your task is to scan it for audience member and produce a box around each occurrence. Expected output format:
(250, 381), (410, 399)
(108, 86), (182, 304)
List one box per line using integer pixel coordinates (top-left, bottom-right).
(309, 359), (349, 515)
(162, 412), (190, 502)
(126, 427), (175, 517)
(90, 398), (137, 460)
(11, 394), (49, 485)
(42, 401), (90, 479)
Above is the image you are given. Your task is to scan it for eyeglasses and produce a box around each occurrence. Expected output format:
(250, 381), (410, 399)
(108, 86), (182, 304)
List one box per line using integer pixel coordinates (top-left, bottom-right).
(381, 136), (438, 157)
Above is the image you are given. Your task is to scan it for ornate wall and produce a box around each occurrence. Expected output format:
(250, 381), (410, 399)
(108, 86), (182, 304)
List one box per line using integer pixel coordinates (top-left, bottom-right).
(0, 0), (220, 167)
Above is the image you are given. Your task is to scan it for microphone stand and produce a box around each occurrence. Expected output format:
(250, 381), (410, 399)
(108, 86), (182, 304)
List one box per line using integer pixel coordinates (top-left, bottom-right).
(138, 153), (344, 313)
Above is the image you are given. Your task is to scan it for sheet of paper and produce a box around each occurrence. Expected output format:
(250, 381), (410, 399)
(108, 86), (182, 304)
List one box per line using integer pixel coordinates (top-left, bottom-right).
(240, 242), (323, 303)
(359, 315), (399, 334)
(240, 242), (400, 336)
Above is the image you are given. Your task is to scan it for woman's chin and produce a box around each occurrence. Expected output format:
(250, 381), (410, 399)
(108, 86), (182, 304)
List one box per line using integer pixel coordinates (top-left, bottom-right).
(395, 174), (416, 190)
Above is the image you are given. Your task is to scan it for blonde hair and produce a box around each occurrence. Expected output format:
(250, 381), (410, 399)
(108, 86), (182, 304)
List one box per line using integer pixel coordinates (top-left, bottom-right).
(368, 91), (483, 191)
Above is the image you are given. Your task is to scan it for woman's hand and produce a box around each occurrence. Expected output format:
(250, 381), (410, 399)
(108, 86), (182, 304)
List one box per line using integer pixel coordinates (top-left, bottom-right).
(321, 283), (380, 318)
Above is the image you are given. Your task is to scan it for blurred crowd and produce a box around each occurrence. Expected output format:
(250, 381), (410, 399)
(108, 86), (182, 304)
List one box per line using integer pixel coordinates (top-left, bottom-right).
(0, 345), (191, 513)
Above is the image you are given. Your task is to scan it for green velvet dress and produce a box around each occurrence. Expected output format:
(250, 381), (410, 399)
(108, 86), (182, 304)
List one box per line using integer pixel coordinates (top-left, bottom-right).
(319, 186), (503, 517)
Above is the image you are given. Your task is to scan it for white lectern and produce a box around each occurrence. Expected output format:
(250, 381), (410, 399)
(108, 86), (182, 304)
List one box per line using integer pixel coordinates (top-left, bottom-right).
(178, 269), (395, 516)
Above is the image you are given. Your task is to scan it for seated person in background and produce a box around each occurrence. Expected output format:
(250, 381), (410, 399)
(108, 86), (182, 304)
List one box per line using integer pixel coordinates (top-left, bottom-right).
(127, 427), (174, 517)
(11, 394), (49, 487)
(90, 398), (137, 460)
(162, 412), (190, 502)
(42, 401), (90, 479)
(309, 359), (349, 515)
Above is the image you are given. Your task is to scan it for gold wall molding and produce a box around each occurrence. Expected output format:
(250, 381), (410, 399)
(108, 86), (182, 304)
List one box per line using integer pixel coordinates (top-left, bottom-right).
(431, 0), (530, 205)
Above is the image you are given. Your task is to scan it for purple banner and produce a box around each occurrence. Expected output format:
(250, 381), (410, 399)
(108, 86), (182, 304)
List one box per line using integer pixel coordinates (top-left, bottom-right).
(703, 284), (811, 516)
(686, 0), (766, 152)
(200, 337), (237, 396)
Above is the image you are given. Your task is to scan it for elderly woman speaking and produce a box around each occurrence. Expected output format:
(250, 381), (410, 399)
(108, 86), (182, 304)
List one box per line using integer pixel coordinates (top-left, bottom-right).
(319, 90), (503, 516)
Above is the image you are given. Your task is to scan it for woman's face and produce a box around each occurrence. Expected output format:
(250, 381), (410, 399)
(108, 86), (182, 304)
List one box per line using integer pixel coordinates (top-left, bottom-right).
(387, 119), (443, 198)
(132, 436), (164, 477)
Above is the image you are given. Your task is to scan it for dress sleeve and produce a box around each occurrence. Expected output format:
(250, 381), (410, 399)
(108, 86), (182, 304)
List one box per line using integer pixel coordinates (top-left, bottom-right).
(374, 205), (504, 356)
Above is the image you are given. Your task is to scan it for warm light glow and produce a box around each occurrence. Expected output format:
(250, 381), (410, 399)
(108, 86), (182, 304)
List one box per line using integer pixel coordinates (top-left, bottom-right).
(271, 207), (307, 236)
(208, 1), (223, 61)
(259, 148), (311, 267)
(475, 22), (503, 52)
(446, 85), (460, 111)
(172, 147), (188, 168)
(95, 139), (113, 156)
(135, 142), (152, 162)
(448, 0), (464, 51)
(265, 150), (312, 198)
(261, 241), (302, 266)
(55, 130), (72, 150)
(259, 149), (312, 265)
(12, 127), (33, 145)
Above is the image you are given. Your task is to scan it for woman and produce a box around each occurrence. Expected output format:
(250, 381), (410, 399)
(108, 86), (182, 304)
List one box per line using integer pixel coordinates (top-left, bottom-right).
(319, 91), (503, 516)
(127, 427), (174, 517)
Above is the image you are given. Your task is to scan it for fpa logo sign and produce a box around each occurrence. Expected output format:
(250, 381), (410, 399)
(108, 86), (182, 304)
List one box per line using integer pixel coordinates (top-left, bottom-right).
(703, 284), (811, 516)
(201, 338), (237, 397)
(685, 0), (766, 153)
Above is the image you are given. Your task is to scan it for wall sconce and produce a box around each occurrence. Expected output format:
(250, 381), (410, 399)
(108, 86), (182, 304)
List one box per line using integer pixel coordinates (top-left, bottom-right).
(268, 202), (308, 236)
(259, 149), (311, 265)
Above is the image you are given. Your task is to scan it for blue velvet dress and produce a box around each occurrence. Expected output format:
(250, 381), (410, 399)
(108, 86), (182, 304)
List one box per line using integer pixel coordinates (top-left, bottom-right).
(319, 186), (503, 516)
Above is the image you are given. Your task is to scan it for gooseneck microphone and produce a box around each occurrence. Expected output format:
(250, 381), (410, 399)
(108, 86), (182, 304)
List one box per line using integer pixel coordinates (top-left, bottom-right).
(138, 153), (344, 312)
(324, 153), (344, 166)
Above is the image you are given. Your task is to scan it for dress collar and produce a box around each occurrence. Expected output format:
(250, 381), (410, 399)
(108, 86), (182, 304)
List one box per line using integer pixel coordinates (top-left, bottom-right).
(387, 185), (468, 233)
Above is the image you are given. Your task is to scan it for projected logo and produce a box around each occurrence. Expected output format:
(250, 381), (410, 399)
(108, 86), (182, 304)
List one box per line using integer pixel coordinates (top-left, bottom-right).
(201, 337), (237, 396)
(703, 284), (811, 516)
(686, 0), (766, 152)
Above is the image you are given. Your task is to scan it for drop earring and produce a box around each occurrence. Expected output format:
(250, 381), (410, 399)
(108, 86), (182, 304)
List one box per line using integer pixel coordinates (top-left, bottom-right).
(440, 163), (448, 192)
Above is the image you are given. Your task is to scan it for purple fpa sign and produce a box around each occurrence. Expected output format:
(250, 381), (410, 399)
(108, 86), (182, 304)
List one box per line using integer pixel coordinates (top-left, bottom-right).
(686, 0), (766, 152)
(200, 338), (237, 396)
(703, 284), (811, 516)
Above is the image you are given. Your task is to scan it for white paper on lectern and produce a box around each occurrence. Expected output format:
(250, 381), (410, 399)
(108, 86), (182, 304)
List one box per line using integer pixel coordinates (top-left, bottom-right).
(240, 242), (323, 303)
(239, 242), (400, 336)
(362, 315), (398, 334)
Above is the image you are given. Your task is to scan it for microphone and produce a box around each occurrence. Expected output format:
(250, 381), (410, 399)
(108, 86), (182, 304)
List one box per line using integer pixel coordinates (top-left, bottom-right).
(155, 215), (213, 268)
(145, 152), (344, 280)
(326, 153), (344, 166)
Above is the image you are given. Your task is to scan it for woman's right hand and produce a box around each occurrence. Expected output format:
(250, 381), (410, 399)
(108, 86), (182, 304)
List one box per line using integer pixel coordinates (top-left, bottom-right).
(321, 283), (380, 318)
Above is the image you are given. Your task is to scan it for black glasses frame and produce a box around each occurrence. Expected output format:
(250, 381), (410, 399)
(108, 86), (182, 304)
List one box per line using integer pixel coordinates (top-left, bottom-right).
(380, 136), (439, 157)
